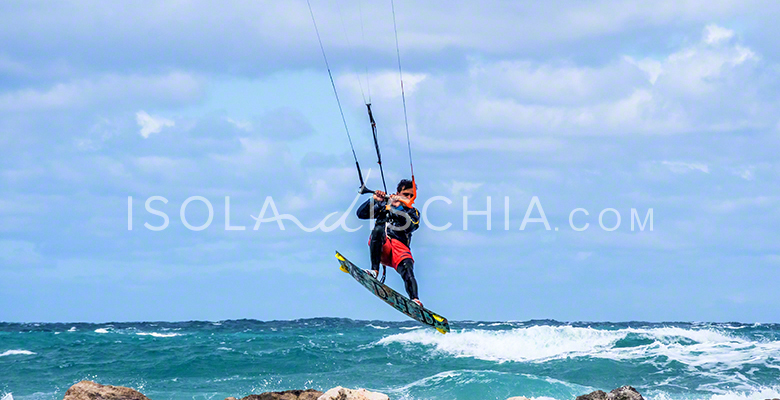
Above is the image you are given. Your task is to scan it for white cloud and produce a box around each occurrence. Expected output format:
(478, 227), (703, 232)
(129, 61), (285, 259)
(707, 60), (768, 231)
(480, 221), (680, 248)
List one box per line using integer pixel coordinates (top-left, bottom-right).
(661, 161), (710, 174)
(449, 180), (484, 196)
(653, 25), (757, 96)
(660, 29), (754, 95)
(226, 118), (252, 131)
(136, 111), (174, 138)
(704, 24), (734, 45)
(469, 59), (645, 104)
(0, 1), (760, 78)
(624, 56), (663, 85)
(400, 22), (769, 142)
(0, 72), (202, 112)
(464, 88), (686, 135)
(730, 166), (756, 181)
(344, 1), (755, 53)
(339, 71), (427, 102)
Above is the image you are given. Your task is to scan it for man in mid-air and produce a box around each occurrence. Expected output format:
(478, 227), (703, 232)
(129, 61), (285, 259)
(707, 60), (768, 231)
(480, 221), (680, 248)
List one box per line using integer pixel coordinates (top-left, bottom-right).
(356, 179), (422, 307)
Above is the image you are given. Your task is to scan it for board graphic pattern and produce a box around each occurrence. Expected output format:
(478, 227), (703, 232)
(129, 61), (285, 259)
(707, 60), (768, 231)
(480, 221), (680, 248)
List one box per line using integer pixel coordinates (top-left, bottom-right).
(336, 251), (450, 334)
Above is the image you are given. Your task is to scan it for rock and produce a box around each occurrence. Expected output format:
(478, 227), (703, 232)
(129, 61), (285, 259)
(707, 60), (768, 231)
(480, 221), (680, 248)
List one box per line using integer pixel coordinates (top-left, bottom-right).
(576, 390), (607, 400)
(63, 381), (150, 400)
(577, 386), (643, 400)
(317, 386), (389, 400)
(234, 389), (324, 400)
(606, 386), (643, 400)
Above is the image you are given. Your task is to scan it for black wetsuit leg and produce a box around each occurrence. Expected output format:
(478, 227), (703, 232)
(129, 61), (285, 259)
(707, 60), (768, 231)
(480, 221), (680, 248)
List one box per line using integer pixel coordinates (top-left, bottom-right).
(369, 222), (386, 272)
(396, 258), (418, 300)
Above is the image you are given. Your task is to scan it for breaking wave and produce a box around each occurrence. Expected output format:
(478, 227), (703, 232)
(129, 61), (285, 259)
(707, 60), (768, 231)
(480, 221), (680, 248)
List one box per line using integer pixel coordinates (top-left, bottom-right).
(379, 325), (780, 366)
(0, 350), (35, 357)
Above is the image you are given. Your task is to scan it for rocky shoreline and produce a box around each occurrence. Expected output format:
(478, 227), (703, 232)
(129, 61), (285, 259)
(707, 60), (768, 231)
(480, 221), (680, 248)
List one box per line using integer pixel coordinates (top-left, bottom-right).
(58, 381), (780, 400)
(58, 380), (676, 400)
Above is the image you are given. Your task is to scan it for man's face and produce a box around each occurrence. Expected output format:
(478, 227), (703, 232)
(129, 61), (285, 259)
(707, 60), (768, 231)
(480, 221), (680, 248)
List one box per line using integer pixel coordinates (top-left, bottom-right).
(392, 187), (415, 207)
(398, 188), (415, 199)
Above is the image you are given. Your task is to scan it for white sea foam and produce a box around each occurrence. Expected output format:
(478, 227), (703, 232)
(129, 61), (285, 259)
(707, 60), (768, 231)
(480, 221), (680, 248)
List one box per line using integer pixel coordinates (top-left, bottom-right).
(389, 369), (499, 392)
(68, 327), (77, 332)
(707, 387), (780, 400)
(367, 324), (389, 330)
(611, 327), (780, 378)
(647, 387), (780, 400)
(385, 369), (592, 400)
(378, 325), (780, 370)
(135, 332), (181, 338)
(94, 328), (109, 334)
(1, 392), (13, 400)
(0, 350), (35, 357)
(639, 326), (734, 344)
(380, 325), (624, 362)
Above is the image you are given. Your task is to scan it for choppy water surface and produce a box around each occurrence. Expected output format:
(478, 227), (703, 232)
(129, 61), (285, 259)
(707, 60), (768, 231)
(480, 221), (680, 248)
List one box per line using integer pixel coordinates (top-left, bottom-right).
(1, 319), (779, 400)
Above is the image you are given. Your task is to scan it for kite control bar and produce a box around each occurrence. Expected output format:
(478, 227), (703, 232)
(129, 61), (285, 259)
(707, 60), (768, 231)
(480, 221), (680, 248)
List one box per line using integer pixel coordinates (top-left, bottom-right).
(359, 185), (388, 199)
(359, 185), (415, 208)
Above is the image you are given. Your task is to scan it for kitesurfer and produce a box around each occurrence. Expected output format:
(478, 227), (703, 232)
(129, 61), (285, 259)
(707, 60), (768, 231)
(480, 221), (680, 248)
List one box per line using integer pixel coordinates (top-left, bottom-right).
(356, 178), (422, 307)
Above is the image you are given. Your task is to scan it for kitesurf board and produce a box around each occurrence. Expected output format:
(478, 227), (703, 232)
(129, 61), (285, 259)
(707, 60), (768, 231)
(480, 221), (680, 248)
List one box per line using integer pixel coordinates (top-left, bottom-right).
(335, 251), (450, 334)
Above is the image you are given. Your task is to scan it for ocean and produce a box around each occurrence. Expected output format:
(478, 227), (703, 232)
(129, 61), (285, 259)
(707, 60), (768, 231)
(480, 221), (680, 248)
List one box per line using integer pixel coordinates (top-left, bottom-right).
(1, 319), (779, 400)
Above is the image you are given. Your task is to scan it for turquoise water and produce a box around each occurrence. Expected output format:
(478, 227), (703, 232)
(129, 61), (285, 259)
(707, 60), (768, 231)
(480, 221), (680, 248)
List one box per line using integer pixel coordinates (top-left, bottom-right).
(1, 319), (779, 400)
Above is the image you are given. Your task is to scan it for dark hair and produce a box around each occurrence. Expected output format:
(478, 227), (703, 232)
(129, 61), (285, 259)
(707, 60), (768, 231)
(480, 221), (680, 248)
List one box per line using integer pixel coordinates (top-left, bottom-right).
(397, 179), (415, 192)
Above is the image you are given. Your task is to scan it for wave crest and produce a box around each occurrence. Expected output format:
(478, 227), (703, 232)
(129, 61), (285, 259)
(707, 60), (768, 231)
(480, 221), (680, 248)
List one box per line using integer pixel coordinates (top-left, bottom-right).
(0, 349), (36, 357)
(378, 325), (780, 368)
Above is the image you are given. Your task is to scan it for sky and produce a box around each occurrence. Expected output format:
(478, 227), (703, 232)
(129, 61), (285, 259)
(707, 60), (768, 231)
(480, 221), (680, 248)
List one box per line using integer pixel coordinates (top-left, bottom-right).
(1, 0), (779, 323)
